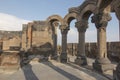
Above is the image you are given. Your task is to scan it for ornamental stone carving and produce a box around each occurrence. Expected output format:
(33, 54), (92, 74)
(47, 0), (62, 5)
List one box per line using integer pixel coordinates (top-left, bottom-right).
(91, 13), (111, 29)
(60, 25), (69, 34)
(61, 28), (69, 35)
(75, 20), (88, 32)
(60, 24), (67, 30)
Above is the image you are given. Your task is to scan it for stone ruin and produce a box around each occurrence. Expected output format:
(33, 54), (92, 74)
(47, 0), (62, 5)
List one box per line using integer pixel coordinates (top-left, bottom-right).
(0, 31), (21, 71)
(21, 21), (54, 62)
(0, 0), (120, 79)
(0, 21), (57, 71)
(67, 42), (120, 62)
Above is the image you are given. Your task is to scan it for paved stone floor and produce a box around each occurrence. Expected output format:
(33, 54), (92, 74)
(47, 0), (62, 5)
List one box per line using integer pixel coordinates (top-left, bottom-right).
(0, 59), (111, 80)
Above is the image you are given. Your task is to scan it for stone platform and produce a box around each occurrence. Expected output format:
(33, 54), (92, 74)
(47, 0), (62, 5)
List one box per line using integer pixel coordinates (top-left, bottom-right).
(0, 60), (110, 80)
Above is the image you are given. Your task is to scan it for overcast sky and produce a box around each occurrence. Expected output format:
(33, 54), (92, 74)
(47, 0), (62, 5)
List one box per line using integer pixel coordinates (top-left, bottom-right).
(0, 0), (119, 45)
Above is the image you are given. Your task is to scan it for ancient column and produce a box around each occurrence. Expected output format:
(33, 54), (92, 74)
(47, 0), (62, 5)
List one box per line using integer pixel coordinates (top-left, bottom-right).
(60, 25), (69, 63)
(75, 20), (88, 66)
(51, 22), (58, 60)
(91, 12), (114, 72)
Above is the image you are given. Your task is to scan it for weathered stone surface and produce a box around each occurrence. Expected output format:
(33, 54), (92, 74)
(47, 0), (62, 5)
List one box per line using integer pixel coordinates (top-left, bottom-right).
(113, 62), (120, 80)
(75, 56), (87, 66)
(60, 52), (67, 63)
(0, 51), (20, 71)
(0, 61), (110, 80)
(22, 21), (54, 57)
(60, 27), (69, 63)
(93, 63), (114, 73)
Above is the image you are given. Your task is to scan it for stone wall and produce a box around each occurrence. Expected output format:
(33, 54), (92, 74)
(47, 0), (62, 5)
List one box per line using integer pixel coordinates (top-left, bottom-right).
(2, 37), (21, 51)
(22, 21), (54, 55)
(0, 30), (22, 51)
(67, 42), (120, 61)
(67, 43), (78, 56)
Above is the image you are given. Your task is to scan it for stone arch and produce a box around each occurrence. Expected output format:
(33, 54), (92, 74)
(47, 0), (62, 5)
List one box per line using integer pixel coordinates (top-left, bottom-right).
(64, 12), (77, 27)
(77, 1), (97, 21)
(68, 0), (100, 66)
(96, 0), (112, 11)
(46, 15), (63, 33)
(111, 0), (120, 20)
(46, 15), (63, 59)
(47, 15), (63, 25)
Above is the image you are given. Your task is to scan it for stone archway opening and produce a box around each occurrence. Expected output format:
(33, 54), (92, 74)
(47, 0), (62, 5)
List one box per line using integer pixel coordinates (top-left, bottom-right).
(85, 14), (97, 59)
(60, 12), (77, 63)
(107, 13), (119, 42)
(46, 15), (63, 60)
(67, 19), (78, 61)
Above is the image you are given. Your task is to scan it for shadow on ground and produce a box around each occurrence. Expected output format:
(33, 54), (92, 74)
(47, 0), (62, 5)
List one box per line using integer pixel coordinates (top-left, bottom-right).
(22, 64), (39, 80)
(65, 62), (103, 80)
(42, 61), (81, 80)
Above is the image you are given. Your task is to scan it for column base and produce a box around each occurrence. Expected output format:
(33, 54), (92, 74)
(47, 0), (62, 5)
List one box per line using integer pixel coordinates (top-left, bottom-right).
(75, 56), (87, 66)
(51, 54), (58, 60)
(113, 62), (120, 80)
(60, 52), (67, 63)
(93, 58), (114, 73)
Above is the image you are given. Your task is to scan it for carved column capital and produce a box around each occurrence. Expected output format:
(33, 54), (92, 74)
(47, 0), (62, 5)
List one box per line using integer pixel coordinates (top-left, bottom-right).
(91, 13), (111, 29)
(52, 21), (59, 27)
(60, 25), (69, 34)
(75, 20), (88, 32)
(61, 28), (69, 35)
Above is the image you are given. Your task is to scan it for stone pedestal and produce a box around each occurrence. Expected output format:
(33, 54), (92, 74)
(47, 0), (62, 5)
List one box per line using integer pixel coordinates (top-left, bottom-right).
(75, 20), (88, 66)
(75, 56), (87, 66)
(60, 52), (67, 63)
(93, 58), (114, 73)
(113, 62), (120, 80)
(51, 54), (58, 60)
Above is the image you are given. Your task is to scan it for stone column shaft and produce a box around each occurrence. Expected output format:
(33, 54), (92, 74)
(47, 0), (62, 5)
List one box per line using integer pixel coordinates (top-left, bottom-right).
(62, 33), (67, 53)
(75, 20), (88, 65)
(97, 28), (107, 58)
(60, 25), (69, 63)
(51, 22), (58, 60)
(78, 31), (85, 57)
(54, 26), (57, 55)
(91, 12), (111, 60)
